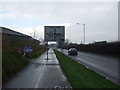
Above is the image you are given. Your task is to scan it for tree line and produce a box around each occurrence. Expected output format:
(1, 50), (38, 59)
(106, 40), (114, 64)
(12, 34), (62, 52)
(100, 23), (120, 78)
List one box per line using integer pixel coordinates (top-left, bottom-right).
(61, 41), (119, 56)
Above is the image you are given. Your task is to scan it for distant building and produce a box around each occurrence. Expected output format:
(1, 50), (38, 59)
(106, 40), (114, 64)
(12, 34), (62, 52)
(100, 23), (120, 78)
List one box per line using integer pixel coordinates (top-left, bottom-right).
(0, 26), (31, 38)
(0, 26), (40, 48)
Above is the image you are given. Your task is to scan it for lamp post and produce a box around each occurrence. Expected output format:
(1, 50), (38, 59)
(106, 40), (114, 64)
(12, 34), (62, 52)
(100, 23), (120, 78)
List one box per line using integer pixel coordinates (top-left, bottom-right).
(76, 23), (86, 44)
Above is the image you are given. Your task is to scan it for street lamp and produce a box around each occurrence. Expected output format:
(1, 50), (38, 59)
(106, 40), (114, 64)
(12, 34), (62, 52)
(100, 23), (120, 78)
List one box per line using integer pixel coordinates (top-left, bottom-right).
(76, 23), (86, 44)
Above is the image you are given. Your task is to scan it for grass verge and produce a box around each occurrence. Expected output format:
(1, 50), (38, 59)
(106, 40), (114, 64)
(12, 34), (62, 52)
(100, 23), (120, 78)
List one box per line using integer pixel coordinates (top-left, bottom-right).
(54, 50), (119, 88)
(25, 49), (47, 58)
(2, 49), (29, 83)
(2, 49), (46, 83)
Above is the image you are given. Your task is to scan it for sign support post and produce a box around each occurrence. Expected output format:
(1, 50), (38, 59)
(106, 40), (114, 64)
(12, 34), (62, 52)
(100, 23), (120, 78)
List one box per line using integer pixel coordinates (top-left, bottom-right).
(45, 41), (50, 60)
(46, 41), (49, 60)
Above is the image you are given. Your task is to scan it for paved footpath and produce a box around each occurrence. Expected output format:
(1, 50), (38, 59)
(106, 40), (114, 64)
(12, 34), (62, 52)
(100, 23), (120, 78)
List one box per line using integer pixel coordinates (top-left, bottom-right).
(3, 48), (71, 88)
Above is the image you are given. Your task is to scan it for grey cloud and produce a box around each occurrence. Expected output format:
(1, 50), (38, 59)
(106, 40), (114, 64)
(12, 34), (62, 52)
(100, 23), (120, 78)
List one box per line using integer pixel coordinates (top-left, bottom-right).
(0, 2), (118, 43)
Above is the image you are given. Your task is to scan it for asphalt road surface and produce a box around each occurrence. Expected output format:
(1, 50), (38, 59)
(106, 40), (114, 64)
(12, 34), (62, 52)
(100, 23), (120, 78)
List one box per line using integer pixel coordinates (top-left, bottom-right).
(57, 49), (120, 85)
(3, 49), (71, 88)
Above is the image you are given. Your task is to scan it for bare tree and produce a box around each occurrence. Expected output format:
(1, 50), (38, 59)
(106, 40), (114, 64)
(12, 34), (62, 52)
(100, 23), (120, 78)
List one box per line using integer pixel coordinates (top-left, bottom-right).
(29, 29), (39, 40)
(40, 38), (45, 45)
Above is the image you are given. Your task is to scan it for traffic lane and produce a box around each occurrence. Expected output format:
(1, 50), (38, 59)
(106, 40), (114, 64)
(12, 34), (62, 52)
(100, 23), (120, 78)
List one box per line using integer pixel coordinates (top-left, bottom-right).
(74, 57), (119, 84)
(63, 49), (118, 66)
(76, 52), (118, 77)
(77, 51), (118, 78)
(61, 49), (118, 76)
(78, 51), (118, 66)
(58, 49), (119, 84)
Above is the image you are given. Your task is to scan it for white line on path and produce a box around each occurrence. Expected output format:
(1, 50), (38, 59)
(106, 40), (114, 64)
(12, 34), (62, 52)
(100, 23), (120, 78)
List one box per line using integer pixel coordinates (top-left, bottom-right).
(35, 60), (47, 88)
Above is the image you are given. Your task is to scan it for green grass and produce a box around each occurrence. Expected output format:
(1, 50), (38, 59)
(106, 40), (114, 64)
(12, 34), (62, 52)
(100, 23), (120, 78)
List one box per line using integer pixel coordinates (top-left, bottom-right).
(31, 49), (47, 58)
(25, 49), (47, 58)
(54, 50), (119, 88)
(2, 49), (29, 83)
(2, 49), (46, 83)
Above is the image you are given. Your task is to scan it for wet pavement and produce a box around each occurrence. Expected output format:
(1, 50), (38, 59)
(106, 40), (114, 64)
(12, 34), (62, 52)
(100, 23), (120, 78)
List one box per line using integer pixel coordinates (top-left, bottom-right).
(3, 49), (71, 88)
(57, 49), (120, 85)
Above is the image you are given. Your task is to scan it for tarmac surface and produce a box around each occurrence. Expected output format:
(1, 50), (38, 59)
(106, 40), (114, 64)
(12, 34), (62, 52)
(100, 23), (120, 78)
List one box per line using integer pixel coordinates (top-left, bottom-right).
(58, 49), (120, 85)
(3, 49), (71, 88)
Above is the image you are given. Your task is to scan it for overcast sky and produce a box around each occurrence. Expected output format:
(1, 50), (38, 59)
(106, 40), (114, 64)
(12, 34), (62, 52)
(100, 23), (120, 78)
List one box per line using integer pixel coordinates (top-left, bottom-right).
(0, 0), (119, 44)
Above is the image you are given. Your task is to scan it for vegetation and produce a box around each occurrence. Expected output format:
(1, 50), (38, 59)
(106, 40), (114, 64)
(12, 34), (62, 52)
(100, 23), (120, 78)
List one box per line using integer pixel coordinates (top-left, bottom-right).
(2, 48), (47, 83)
(2, 29), (48, 83)
(62, 41), (119, 57)
(3, 34), (40, 49)
(25, 48), (47, 58)
(2, 49), (29, 83)
(54, 50), (119, 88)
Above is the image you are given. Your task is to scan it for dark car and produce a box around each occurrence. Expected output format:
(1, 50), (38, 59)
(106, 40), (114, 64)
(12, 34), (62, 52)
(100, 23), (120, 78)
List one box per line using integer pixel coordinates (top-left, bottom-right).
(68, 48), (78, 56)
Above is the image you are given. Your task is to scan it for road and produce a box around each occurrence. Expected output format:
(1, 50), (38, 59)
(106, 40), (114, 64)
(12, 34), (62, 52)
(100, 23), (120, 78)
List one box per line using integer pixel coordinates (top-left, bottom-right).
(57, 49), (120, 85)
(3, 49), (71, 88)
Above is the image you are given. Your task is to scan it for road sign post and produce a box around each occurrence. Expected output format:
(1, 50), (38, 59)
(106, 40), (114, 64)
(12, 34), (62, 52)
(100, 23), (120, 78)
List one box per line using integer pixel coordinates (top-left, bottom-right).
(46, 41), (49, 60)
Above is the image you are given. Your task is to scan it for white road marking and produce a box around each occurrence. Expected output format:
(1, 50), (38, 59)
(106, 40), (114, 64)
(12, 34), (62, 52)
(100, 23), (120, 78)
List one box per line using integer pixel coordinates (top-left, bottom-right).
(35, 60), (47, 88)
